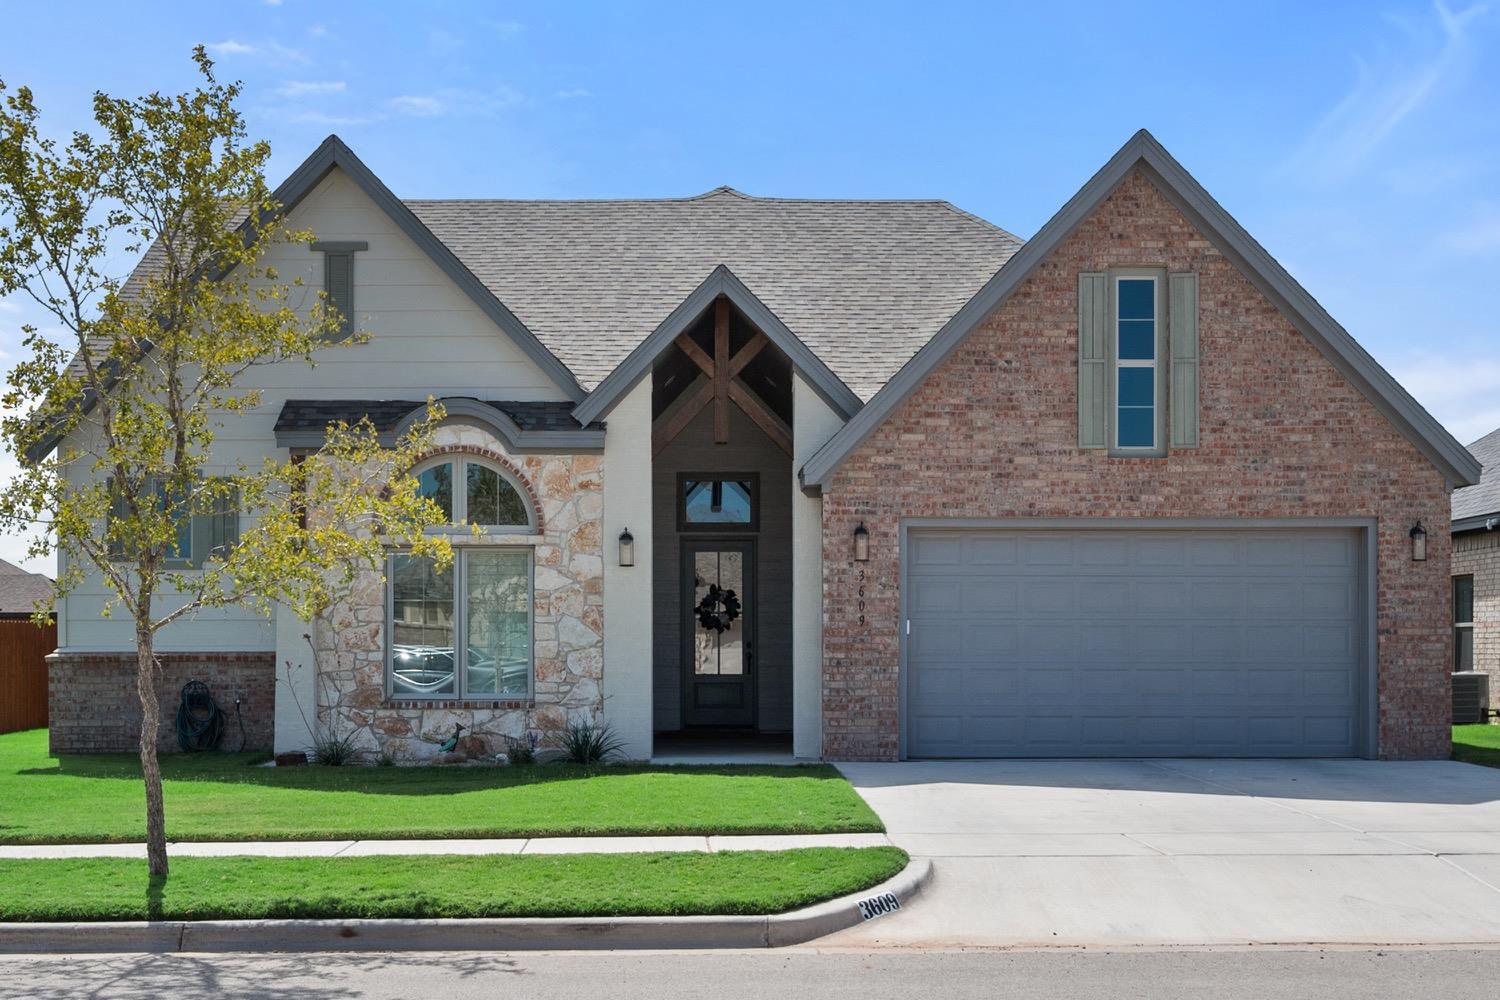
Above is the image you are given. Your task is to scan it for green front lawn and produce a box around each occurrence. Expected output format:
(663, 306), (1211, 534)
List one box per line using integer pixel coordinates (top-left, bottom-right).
(0, 729), (881, 844)
(0, 848), (909, 922)
(1453, 723), (1500, 768)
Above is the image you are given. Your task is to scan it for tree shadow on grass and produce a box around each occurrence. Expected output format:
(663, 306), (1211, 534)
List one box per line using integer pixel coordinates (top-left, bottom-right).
(15, 758), (850, 797)
(147, 873), (166, 923)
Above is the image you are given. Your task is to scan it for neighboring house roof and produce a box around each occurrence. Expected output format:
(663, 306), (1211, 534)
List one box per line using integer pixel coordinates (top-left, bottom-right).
(272, 398), (604, 451)
(800, 130), (1483, 491)
(0, 559), (53, 616)
(1453, 426), (1500, 531)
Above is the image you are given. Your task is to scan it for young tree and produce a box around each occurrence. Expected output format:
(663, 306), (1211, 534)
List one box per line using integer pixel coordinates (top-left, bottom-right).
(0, 50), (450, 876)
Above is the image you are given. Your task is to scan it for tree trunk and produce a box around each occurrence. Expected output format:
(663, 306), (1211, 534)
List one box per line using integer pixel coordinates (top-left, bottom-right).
(135, 628), (169, 876)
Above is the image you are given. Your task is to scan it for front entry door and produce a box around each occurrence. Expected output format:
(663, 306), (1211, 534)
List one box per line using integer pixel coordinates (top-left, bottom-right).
(682, 540), (755, 727)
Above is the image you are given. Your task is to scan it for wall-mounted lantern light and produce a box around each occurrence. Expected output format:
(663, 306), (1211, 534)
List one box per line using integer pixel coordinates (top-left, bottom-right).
(853, 521), (870, 562)
(618, 527), (635, 568)
(1410, 521), (1427, 562)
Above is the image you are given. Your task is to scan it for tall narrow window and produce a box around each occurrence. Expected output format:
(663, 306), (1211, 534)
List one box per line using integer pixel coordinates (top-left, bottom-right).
(1115, 276), (1158, 450)
(1455, 575), (1475, 671)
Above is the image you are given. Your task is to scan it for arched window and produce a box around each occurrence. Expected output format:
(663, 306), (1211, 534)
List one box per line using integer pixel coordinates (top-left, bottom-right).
(412, 455), (534, 530)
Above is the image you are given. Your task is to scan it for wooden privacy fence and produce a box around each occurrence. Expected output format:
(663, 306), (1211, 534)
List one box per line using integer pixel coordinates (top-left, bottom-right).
(0, 616), (55, 733)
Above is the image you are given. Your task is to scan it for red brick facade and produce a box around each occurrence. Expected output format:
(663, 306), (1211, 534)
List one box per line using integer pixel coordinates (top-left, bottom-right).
(47, 651), (275, 754)
(820, 170), (1453, 761)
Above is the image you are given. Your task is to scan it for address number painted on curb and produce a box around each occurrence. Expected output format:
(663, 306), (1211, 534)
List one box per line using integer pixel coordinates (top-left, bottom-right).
(856, 892), (901, 921)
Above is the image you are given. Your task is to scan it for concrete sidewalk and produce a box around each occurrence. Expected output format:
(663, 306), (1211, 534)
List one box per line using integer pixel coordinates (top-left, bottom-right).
(0, 832), (892, 859)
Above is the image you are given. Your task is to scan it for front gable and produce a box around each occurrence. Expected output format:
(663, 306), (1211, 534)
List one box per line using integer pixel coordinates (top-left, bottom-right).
(827, 167), (1446, 498)
(801, 131), (1481, 491)
(247, 166), (574, 401)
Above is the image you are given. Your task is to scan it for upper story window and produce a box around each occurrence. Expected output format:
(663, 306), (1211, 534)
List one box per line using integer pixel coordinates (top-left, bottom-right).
(413, 455), (534, 530)
(1114, 275), (1159, 451)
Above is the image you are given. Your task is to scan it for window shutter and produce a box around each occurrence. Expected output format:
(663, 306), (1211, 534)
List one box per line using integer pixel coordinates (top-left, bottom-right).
(192, 481), (239, 565)
(106, 477), (128, 560)
(325, 251), (353, 341)
(1078, 272), (1108, 448)
(1169, 272), (1200, 448)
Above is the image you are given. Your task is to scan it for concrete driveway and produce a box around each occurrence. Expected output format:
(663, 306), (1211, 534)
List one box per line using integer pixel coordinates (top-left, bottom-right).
(826, 759), (1500, 947)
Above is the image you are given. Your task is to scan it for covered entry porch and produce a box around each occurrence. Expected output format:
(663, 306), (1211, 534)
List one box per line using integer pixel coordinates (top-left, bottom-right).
(591, 267), (859, 761)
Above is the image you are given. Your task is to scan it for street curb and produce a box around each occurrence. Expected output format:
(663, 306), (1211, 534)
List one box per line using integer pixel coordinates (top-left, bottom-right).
(0, 857), (930, 953)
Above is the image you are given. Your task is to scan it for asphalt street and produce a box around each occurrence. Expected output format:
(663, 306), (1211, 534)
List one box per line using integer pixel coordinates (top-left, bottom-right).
(4, 947), (1500, 1000)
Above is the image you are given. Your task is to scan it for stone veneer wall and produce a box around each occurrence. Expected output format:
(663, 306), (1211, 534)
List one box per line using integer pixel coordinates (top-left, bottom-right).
(47, 651), (275, 754)
(1455, 529), (1500, 709)
(306, 420), (605, 760)
(820, 168), (1454, 762)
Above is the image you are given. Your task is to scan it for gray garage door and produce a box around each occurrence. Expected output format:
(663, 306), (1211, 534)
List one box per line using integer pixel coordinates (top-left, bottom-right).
(904, 527), (1366, 758)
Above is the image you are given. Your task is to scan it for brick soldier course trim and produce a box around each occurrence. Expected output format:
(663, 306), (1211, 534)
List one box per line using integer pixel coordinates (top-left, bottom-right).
(819, 170), (1453, 762)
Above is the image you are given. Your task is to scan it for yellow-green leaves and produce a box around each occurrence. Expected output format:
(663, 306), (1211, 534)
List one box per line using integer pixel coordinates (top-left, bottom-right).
(0, 50), (445, 638)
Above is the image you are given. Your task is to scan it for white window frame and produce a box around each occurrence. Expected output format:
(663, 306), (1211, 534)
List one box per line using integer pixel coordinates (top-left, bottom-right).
(384, 546), (536, 701)
(411, 455), (537, 532)
(1455, 574), (1475, 672)
(1108, 269), (1167, 457)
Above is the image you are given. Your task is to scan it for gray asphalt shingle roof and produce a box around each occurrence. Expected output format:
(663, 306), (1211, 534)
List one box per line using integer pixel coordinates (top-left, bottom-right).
(0, 559), (53, 615)
(1453, 426), (1500, 524)
(273, 399), (599, 435)
(404, 187), (1023, 399)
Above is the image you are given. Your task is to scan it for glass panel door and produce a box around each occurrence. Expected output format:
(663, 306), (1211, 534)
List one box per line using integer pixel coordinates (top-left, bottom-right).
(683, 540), (754, 727)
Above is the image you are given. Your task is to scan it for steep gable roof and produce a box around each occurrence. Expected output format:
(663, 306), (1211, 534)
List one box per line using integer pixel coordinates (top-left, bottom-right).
(1453, 426), (1500, 529)
(572, 264), (865, 425)
(406, 187), (1020, 400)
(800, 130), (1482, 490)
(265, 136), (586, 401)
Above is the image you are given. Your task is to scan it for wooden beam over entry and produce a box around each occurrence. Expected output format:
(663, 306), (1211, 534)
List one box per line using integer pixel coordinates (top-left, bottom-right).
(653, 295), (793, 457)
(713, 297), (730, 443)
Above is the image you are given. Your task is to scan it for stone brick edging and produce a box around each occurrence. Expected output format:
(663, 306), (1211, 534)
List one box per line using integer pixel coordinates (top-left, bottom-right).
(0, 857), (931, 953)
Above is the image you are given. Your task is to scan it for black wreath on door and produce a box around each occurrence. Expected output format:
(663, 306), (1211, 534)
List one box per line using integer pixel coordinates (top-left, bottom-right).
(695, 583), (742, 634)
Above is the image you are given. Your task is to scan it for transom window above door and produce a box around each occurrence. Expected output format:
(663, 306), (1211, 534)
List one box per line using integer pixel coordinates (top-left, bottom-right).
(413, 455), (535, 530)
(678, 475), (758, 531)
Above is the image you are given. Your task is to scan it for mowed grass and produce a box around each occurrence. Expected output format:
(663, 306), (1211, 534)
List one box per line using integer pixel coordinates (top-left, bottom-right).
(0, 729), (882, 844)
(1453, 724), (1500, 768)
(0, 848), (909, 922)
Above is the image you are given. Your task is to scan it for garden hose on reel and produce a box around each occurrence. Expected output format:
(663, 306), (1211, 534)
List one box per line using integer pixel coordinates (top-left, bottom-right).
(175, 679), (225, 752)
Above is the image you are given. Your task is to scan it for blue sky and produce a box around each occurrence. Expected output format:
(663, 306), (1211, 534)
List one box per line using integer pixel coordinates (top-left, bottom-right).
(1, 1), (1497, 573)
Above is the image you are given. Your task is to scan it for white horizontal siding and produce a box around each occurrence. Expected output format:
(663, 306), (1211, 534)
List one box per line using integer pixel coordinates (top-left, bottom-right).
(58, 166), (570, 652)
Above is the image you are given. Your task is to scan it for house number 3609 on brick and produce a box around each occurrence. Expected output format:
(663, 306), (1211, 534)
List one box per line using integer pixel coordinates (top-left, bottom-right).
(857, 569), (866, 627)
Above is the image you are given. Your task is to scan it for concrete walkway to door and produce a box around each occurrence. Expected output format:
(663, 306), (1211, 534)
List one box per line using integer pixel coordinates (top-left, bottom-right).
(825, 758), (1500, 948)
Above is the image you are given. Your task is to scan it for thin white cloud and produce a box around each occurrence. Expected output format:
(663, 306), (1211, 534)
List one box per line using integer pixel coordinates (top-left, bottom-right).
(1440, 204), (1500, 253)
(554, 88), (593, 100)
(284, 109), (384, 127)
(485, 19), (524, 37)
(205, 39), (257, 56)
(387, 95), (446, 118)
(386, 88), (524, 119)
(1390, 355), (1500, 442)
(1283, 1), (1488, 181)
(275, 80), (347, 98)
(204, 39), (308, 64)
